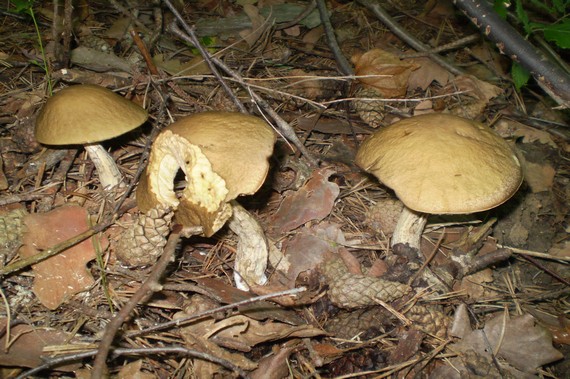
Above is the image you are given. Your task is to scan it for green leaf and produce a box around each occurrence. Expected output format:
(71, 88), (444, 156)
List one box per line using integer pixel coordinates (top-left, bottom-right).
(493, 0), (509, 19)
(542, 21), (570, 49)
(551, 0), (569, 14)
(514, 0), (531, 34)
(511, 62), (531, 91)
(11, 0), (34, 15)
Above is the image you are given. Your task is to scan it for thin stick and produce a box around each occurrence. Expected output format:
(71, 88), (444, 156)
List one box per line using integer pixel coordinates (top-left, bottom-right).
(17, 346), (250, 379)
(90, 224), (201, 378)
(168, 22), (320, 167)
(0, 220), (112, 276)
(162, 0), (246, 113)
(316, 0), (354, 76)
(498, 244), (570, 263)
(356, 0), (465, 76)
(126, 286), (306, 338)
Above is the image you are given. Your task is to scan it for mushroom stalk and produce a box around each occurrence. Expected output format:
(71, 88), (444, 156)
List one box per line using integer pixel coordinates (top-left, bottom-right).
(391, 206), (427, 252)
(228, 200), (269, 291)
(84, 144), (122, 189)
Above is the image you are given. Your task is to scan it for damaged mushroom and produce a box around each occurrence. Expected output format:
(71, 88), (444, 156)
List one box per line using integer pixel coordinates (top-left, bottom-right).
(355, 113), (523, 254)
(35, 84), (148, 189)
(137, 111), (276, 290)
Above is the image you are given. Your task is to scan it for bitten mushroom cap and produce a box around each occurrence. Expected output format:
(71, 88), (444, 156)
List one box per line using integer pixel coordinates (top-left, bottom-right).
(166, 111), (276, 201)
(35, 84), (148, 145)
(355, 114), (523, 214)
(136, 111), (276, 237)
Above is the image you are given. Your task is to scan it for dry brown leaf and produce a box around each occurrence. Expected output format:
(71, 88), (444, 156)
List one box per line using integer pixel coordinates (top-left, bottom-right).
(407, 56), (453, 90)
(18, 205), (108, 309)
(152, 54), (211, 76)
(211, 315), (324, 350)
(193, 277), (304, 325)
(0, 319), (77, 370)
(286, 69), (325, 100)
(439, 75), (502, 118)
(116, 360), (156, 379)
(448, 305), (563, 376)
(456, 269), (499, 300)
(351, 48), (419, 97)
(239, 4), (266, 46)
(512, 122), (558, 148)
(250, 346), (295, 379)
(268, 168), (339, 235)
(277, 222), (346, 287)
(523, 161), (556, 193)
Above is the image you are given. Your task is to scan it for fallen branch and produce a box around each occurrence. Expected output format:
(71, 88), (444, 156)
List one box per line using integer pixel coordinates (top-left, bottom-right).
(454, 0), (570, 108)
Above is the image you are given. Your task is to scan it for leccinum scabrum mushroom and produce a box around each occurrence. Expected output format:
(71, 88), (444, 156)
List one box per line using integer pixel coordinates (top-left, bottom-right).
(356, 113), (523, 253)
(35, 84), (148, 189)
(136, 111), (276, 290)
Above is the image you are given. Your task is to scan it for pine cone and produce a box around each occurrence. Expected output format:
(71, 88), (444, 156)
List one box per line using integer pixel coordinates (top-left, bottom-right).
(326, 308), (390, 340)
(115, 206), (173, 266)
(352, 86), (386, 128)
(406, 304), (451, 339)
(321, 256), (411, 308)
(0, 207), (28, 266)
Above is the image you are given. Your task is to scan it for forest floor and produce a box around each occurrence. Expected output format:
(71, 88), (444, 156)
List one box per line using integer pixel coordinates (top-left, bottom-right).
(0, 0), (568, 378)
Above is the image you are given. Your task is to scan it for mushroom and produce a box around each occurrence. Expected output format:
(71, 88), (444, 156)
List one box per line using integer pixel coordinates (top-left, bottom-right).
(355, 113), (523, 253)
(35, 84), (148, 189)
(137, 111), (276, 290)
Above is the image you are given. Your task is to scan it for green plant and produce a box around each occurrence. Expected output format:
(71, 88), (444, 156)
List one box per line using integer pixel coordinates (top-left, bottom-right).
(494, 0), (569, 90)
(10, 0), (53, 94)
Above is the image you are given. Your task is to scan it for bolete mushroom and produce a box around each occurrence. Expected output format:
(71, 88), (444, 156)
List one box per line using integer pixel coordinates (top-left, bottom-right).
(35, 84), (148, 189)
(137, 111), (276, 290)
(355, 113), (523, 253)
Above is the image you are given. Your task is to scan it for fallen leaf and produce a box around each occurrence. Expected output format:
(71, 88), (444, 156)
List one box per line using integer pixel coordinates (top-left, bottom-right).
(268, 168), (340, 235)
(523, 161), (556, 193)
(0, 319), (77, 370)
(448, 306), (563, 375)
(239, 4), (267, 46)
(193, 277), (305, 325)
(18, 205), (108, 309)
(455, 269), (500, 300)
(116, 360), (156, 379)
(407, 56), (453, 90)
(351, 48), (419, 97)
(251, 346), (295, 379)
(277, 222), (346, 287)
(494, 119), (558, 148)
(152, 54), (211, 76)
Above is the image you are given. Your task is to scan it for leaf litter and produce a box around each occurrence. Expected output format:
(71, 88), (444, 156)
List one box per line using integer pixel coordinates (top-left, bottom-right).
(0, 0), (568, 377)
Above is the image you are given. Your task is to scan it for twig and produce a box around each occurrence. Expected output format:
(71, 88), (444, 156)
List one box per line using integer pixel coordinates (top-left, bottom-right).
(162, 0), (246, 113)
(168, 22), (320, 167)
(399, 34), (480, 58)
(315, 0), (354, 76)
(498, 244), (570, 263)
(0, 219), (114, 276)
(356, 0), (465, 76)
(91, 224), (201, 378)
(125, 286), (306, 338)
(519, 254), (570, 287)
(17, 346), (250, 379)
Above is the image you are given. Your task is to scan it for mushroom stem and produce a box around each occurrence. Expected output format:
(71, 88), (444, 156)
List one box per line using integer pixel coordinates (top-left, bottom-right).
(228, 200), (269, 291)
(391, 206), (428, 252)
(84, 144), (122, 189)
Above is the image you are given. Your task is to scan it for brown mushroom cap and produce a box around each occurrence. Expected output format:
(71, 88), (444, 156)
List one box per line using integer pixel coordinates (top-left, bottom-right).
(136, 111), (276, 236)
(166, 111), (276, 200)
(355, 114), (523, 214)
(35, 84), (148, 145)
